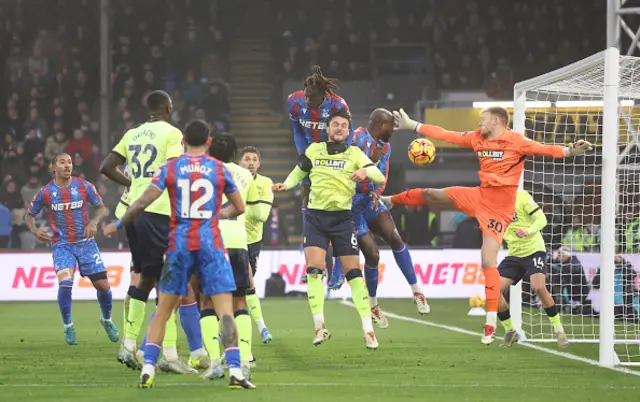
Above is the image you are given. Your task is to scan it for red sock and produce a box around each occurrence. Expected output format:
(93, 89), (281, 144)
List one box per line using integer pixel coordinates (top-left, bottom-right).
(390, 188), (427, 206)
(483, 267), (500, 313)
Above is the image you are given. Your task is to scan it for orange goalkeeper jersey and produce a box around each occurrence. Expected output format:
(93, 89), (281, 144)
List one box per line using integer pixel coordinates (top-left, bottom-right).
(416, 125), (567, 187)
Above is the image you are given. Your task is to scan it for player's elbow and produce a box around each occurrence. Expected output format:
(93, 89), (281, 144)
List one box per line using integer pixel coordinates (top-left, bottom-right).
(98, 160), (112, 176)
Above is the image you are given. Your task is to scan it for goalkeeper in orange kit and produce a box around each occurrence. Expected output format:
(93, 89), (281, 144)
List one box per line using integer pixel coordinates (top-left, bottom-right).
(381, 107), (592, 345)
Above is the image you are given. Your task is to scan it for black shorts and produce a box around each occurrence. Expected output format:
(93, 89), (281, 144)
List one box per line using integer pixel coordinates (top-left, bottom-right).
(498, 251), (547, 285)
(248, 242), (261, 276)
(129, 211), (170, 280)
(228, 248), (251, 297)
(124, 222), (141, 274)
(303, 209), (358, 257)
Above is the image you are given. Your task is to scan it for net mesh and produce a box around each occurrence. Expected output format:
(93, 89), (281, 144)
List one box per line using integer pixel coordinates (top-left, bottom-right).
(516, 54), (640, 365)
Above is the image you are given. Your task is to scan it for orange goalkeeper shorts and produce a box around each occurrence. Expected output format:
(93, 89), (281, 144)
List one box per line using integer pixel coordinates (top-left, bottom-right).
(445, 186), (518, 243)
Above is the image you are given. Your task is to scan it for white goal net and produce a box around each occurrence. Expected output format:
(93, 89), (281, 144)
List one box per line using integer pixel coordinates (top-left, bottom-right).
(512, 48), (640, 366)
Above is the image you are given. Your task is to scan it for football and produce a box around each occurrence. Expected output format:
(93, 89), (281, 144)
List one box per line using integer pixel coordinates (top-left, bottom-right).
(469, 294), (485, 308)
(407, 138), (436, 165)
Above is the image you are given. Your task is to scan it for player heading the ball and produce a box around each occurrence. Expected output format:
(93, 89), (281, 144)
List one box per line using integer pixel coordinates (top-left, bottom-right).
(381, 107), (591, 345)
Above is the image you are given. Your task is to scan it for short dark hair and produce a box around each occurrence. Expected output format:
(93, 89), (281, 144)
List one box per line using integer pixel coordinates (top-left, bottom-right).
(209, 133), (238, 163)
(327, 110), (351, 128)
(183, 120), (210, 146)
(239, 146), (260, 159)
(484, 106), (510, 126)
(146, 90), (171, 113)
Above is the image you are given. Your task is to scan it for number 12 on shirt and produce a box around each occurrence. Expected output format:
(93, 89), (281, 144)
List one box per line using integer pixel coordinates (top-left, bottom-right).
(178, 178), (213, 219)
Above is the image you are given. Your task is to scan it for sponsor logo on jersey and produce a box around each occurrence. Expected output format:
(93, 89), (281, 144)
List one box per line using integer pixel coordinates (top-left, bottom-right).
(51, 200), (84, 211)
(314, 159), (346, 170)
(476, 150), (504, 161)
(299, 120), (327, 130)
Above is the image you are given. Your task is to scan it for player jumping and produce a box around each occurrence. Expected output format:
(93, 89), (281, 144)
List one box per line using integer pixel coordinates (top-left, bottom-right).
(100, 90), (207, 373)
(104, 120), (255, 389)
(329, 109), (430, 327)
(273, 110), (384, 349)
(26, 153), (118, 345)
(238, 146), (274, 344)
(287, 66), (352, 282)
(381, 108), (591, 344)
(498, 189), (568, 348)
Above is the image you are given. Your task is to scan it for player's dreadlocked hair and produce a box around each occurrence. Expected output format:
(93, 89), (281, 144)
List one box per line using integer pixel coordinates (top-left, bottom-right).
(303, 65), (339, 96)
(209, 132), (238, 163)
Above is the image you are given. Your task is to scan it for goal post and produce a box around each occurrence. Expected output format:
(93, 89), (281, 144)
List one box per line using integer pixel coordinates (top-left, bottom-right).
(510, 47), (640, 367)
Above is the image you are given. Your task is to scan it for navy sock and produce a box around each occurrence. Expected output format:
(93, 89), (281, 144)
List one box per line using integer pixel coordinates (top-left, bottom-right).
(97, 289), (113, 320)
(393, 244), (417, 285)
(364, 265), (379, 297)
(57, 280), (73, 326)
(179, 302), (204, 352)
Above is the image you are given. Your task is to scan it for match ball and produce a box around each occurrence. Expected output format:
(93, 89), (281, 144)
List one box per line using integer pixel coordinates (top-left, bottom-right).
(407, 138), (436, 166)
(469, 294), (485, 308)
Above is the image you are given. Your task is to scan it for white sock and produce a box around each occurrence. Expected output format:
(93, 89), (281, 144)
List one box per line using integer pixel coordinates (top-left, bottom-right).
(313, 313), (325, 330)
(123, 337), (136, 351)
(190, 347), (207, 360)
(486, 311), (497, 327)
(369, 296), (378, 307)
(163, 345), (179, 361)
(141, 364), (155, 377)
(362, 315), (374, 333)
(410, 284), (422, 294)
(256, 320), (266, 332)
(229, 367), (244, 379)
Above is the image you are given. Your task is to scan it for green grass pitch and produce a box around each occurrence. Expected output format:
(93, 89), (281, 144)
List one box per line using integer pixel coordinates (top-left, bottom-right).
(1, 298), (639, 401)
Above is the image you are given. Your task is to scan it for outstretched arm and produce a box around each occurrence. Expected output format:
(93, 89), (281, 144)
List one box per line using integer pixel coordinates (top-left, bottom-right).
(516, 137), (592, 158)
(394, 109), (474, 148)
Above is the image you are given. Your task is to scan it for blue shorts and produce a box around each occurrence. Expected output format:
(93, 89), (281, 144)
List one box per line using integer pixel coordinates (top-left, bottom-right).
(52, 240), (106, 277)
(160, 248), (236, 297)
(352, 193), (388, 238)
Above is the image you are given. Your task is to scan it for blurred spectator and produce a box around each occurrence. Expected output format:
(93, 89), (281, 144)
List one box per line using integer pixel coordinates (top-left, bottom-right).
(0, 203), (12, 248)
(66, 128), (93, 161)
(20, 176), (41, 207)
(44, 130), (68, 161)
(199, 83), (230, 131)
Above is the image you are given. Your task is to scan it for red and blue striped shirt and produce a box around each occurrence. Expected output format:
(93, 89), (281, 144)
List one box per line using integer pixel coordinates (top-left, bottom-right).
(287, 90), (354, 153)
(151, 154), (237, 252)
(28, 177), (103, 245)
(352, 126), (390, 195)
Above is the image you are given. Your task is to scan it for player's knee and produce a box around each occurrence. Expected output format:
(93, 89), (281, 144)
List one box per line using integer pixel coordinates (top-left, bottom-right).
(56, 268), (73, 282)
(306, 266), (324, 277)
(363, 248), (380, 267)
(137, 275), (156, 293)
(233, 295), (248, 310)
(344, 268), (363, 281)
(531, 282), (548, 296)
(481, 256), (497, 270)
(422, 188), (437, 203)
(88, 272), (109, 291)
(386, 231), (404, 250)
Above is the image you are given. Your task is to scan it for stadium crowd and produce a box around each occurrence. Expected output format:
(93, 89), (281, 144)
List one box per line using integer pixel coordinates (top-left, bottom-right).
(0, 0), (231, 249)
(0, 0), (613, 251)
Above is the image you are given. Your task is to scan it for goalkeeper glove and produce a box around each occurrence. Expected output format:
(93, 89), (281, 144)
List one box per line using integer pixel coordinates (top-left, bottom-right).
(392, 109), (420, 131)
(564, 140), (593, 157)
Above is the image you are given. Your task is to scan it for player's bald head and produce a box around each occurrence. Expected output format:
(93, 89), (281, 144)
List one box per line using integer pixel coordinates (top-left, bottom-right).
(369, 108), (393, 124)
(368, 108), (394, 141)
